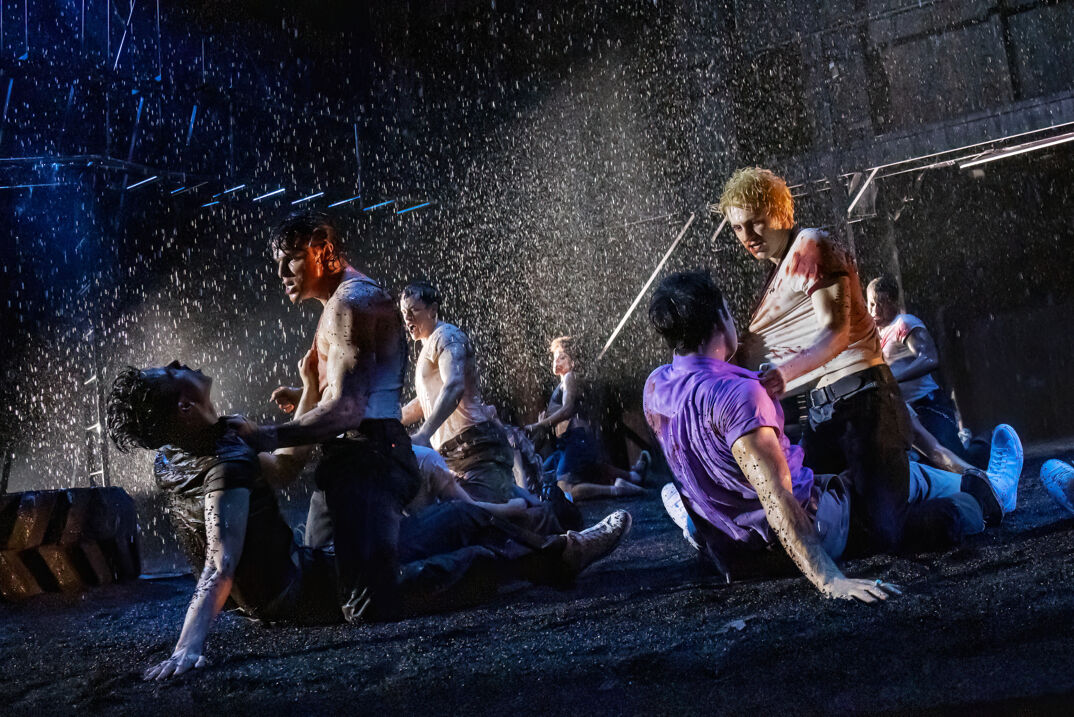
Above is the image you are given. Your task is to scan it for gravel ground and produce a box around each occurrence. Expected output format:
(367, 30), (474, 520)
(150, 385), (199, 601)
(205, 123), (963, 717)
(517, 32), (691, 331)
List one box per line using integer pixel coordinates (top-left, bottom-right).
(3, 457), (1074, 716)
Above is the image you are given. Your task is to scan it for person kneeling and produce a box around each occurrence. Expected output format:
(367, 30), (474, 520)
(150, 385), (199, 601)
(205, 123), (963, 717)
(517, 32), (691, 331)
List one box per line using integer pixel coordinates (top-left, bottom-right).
(107, 356), (631, 680)
(643, 270), (898, 602)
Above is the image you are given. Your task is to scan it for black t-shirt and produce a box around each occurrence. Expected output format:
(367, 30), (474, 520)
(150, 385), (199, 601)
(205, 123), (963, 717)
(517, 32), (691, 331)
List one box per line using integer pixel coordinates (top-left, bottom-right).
(154, 423), (300, 618)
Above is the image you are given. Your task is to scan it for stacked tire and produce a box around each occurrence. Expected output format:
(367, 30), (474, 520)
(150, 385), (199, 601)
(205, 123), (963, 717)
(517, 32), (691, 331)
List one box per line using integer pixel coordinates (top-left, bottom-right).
(0, 487), (141, 601)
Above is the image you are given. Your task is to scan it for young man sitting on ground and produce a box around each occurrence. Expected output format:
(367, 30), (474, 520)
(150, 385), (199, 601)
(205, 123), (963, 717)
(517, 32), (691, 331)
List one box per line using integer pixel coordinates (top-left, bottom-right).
(644, 271), (1013, 598)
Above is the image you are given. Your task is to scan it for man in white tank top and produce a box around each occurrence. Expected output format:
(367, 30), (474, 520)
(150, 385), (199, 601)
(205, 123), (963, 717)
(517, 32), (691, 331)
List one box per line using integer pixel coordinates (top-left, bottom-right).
(228, 211), (420, 623)
(399, 281), (517, 502)
(718, 168), (988, 554)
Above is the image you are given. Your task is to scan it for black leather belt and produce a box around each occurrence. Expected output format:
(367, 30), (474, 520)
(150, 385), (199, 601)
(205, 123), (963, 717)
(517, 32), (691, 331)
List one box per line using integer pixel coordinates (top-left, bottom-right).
(438, 421), (497, 455)
(808, 365), (886, 409)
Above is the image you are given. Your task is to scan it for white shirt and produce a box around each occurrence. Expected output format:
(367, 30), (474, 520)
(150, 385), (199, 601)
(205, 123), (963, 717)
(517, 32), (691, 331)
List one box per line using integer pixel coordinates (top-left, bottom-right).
(415, 322), (496, 450)
(746, 229), (884, 394)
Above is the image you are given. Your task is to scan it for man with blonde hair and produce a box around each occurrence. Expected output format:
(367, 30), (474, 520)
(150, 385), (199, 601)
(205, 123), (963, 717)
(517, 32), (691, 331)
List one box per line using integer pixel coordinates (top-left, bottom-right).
(717, 167), (997, 553)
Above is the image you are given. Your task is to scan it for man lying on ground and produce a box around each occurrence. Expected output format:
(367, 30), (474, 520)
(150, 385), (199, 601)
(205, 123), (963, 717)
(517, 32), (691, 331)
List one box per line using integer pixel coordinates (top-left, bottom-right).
(107, 358), (631, 680)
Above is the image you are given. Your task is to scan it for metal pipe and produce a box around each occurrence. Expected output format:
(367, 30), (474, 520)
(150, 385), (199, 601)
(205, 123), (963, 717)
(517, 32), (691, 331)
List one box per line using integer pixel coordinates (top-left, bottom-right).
(597, 213), (698, 362)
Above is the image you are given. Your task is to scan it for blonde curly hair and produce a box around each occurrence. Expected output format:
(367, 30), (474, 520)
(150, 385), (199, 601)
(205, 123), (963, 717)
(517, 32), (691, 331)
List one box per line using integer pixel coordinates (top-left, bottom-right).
(716, 167), (795, 228)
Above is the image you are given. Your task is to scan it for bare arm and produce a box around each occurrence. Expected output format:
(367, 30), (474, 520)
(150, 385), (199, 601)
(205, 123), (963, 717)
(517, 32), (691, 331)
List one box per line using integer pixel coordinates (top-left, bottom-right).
(732, 427), (898, 602)
(232, 294), (377, 450)
(260, 348), (321, 488)
(413, 341), (468, 444)
(889, 327), (940, 384)
(528, 372), (579, 430)
(401, 397), (424, 427)
(144, 487), (249, 680)
(909, 410), (973, 474)
(761, 277), (852, 398)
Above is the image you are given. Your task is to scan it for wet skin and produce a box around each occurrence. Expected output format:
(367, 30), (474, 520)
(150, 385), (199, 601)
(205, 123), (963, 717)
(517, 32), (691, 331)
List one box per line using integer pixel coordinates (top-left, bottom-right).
(400, 294), (438, 341)
(866, 285), (899, 328)
(724, 205), (792, 263)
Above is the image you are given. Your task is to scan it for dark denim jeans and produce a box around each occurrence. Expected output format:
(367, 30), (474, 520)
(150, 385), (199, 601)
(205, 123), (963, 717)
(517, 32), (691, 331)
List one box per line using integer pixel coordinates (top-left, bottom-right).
(802, 365), (965, 553)
(305, 419), (421, 623)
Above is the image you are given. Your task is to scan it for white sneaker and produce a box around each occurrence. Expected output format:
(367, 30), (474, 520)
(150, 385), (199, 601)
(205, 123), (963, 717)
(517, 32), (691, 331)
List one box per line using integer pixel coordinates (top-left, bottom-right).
(661, 482), (700, 550)
(561, 510), (632, 576)
(987, 424), (1023, 514)
(661, 482), (689, 531)
(1040, 460), (1074, 516)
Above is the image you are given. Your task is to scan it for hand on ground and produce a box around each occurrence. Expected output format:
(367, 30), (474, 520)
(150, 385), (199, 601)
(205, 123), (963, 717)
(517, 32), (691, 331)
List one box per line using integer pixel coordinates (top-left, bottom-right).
(826, 577), (902, 603)
(143, 650), (206, 681)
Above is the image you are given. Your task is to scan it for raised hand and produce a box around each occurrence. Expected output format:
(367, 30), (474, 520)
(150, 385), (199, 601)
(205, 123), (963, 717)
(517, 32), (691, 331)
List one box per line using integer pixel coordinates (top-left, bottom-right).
(271, 386), (302, 413)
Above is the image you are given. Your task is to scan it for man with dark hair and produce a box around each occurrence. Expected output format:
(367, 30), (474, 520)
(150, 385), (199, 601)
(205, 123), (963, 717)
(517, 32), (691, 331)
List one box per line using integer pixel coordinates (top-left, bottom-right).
(108, 359), (633, 680)
(229, 210), (419, 622)
(644, 270), (897, 599)
(399, 281), (517, 503)
(717, 168), (1000, 553)
(108, 355), (338, 679)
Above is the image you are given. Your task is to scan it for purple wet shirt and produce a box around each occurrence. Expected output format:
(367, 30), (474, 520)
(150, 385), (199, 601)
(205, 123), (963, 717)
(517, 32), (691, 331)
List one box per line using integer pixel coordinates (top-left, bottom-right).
(643, 353), (814, 547)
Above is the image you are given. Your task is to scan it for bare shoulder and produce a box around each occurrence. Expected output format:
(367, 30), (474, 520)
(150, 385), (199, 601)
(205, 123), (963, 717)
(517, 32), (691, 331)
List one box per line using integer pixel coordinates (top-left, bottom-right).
(323, 278), (393, 328)
(331, 277), (393, 313)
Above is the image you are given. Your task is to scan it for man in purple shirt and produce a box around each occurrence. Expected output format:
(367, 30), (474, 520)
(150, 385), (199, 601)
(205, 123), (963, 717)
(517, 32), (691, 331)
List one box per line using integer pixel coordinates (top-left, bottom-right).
(644, 270), (899, 602)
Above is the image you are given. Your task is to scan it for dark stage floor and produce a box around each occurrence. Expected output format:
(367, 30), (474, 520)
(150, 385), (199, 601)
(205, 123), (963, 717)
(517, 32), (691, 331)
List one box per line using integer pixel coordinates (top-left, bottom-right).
(3, 458), (1074, 715)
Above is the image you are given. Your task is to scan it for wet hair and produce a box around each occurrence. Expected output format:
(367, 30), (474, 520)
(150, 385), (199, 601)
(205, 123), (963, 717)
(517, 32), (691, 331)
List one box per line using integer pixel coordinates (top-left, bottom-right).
(868, 275), (900, 302)
(550, 335), (583, 371)
(649, 270), (728, 354)
(270, 210), (343, 257)
(716, 167), (795, 228)
(106, 367), (178, 452)
(401, 281), (443, 309)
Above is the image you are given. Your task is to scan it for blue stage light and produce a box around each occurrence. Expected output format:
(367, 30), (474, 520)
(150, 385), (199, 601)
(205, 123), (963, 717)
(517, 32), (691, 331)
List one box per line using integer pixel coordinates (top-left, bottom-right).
(396, 202), (432, 215)
(291, 191), (325, 205)
(253, 188), (286, 202)
(363, 200), (393, 211)
(328, 194), (362, 207)
(125, 176), (159, 190)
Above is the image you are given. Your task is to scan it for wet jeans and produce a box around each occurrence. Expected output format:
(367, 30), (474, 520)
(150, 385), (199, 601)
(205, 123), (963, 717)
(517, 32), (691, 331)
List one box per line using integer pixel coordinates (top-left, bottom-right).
(305, 419), (421, 623)
(439, 421), (519, 503)
(802, 365), (968, 553)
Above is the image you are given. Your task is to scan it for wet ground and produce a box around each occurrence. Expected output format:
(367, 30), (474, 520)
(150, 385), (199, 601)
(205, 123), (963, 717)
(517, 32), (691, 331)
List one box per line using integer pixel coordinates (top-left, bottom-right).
(3, 456), (1074, 716)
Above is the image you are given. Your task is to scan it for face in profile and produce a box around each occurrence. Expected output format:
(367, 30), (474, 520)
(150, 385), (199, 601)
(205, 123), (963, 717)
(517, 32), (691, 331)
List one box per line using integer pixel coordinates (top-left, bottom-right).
(725, 205), (791, 261)
(400, 295), (438, 341)
(140, 361), (217, 434)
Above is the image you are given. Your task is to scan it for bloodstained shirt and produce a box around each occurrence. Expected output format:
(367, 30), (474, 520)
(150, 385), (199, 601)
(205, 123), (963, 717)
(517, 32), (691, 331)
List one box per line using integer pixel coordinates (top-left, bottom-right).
(745, 228), (883, 394)
(878, 313), (940, 404)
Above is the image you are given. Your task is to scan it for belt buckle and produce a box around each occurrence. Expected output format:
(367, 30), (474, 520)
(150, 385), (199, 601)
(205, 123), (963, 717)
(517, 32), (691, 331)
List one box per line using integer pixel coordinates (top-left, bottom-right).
(808, 386), (829, 408)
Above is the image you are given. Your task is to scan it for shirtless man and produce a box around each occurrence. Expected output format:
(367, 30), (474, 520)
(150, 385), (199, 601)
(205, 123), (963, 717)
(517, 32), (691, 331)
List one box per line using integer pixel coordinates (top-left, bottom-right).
(107, 358), (631, 679)
(719, 168), (986, 552)
(229, 211), (419, 622)
(399, 281), (517, 503)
